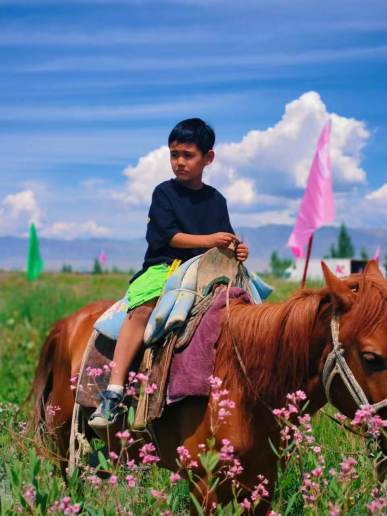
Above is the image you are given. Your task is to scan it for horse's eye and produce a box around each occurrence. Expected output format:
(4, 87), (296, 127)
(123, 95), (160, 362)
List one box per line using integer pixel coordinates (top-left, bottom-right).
(361, 352), (385, 372)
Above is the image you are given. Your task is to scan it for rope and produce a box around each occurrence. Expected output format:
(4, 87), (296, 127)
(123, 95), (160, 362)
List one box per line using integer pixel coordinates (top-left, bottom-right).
(322, 314), (387, 417)
(68, 329), (98, 474)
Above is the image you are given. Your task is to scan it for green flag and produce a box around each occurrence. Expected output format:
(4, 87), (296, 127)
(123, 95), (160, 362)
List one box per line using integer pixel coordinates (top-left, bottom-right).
(26, 223), (44, 281)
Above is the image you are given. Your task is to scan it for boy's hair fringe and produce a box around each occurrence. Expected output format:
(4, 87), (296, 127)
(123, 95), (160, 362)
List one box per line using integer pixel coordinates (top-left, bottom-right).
(168, 118), (215, 154)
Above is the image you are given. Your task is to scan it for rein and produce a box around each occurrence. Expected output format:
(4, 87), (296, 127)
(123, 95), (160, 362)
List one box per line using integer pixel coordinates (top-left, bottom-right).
(322, 314), (387, 416)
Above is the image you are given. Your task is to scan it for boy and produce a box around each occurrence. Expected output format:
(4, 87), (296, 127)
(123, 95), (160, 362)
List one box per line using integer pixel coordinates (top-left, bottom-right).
(89, 118), (249, 429)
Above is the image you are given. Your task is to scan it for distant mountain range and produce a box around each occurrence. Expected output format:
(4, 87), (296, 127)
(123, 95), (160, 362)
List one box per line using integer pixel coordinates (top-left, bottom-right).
(1, 225), (386, 273)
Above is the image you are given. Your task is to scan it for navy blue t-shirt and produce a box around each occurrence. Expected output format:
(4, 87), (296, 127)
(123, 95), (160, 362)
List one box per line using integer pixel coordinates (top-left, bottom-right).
(142, 179), (234, 270)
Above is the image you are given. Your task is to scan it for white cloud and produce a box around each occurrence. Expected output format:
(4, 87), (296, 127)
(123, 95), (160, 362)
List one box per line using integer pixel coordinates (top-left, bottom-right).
(0, 189), (111, 238)
(2, 190), (41, 221)
(114, 91), (370, 226)
(43, 220), (110, 239)
(366, 183), (387, 202)
(0, 190), (41, 235)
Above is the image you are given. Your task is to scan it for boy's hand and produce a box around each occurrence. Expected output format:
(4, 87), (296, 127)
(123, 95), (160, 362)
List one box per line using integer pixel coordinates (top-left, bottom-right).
(207, 232), (235, 248)
(235, 242), (249, 262)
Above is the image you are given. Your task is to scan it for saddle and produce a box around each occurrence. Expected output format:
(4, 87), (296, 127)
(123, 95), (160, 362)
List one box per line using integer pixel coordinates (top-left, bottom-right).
(76, 248), (272, 429)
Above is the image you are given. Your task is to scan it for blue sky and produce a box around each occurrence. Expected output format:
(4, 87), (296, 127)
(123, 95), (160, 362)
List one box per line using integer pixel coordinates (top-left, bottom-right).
(1, 0), (387, 239)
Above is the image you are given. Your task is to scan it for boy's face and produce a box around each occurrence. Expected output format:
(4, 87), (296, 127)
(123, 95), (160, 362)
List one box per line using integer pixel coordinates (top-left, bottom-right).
(169, 141), (214, 189)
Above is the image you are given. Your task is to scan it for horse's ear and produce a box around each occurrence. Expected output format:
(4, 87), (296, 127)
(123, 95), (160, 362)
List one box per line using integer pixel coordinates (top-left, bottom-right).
(364, 259), (384, 279)
(321, 261), (355, 311)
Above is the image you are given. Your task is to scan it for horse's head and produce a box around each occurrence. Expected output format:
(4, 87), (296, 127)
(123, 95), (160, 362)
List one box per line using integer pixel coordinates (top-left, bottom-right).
(320, 260), (387, 477)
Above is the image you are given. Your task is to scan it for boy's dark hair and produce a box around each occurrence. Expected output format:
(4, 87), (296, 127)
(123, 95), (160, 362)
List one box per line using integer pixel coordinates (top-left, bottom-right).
(168, 118), (215, 154)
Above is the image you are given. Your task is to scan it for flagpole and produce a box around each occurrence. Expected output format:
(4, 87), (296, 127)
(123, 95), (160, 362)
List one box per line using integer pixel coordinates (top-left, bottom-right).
(301, 234), (314, 288)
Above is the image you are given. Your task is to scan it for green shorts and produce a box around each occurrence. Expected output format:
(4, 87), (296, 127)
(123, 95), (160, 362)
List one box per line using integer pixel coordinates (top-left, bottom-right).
(127, 262), (179, 311)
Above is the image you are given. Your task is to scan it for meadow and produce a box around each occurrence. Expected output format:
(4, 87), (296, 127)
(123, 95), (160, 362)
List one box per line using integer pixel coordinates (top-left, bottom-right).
(0, 272), (384, 514)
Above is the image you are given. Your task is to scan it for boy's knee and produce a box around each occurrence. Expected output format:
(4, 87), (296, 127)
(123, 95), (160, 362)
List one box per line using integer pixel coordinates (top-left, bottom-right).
(131, 303), (154, 322)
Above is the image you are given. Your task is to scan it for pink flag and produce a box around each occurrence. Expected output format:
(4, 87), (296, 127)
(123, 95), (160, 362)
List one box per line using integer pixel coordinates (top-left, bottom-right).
(98, 250), (107, 265)
(372, 245), (381, 262)
(288, 120), (335, 258)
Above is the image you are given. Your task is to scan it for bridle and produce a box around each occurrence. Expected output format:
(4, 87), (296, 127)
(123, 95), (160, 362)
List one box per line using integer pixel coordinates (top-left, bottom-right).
(322, 314), (387, 414)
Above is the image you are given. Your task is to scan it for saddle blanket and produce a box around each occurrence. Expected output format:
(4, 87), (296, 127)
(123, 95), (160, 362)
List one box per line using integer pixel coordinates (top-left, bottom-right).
(94, 255), (272, 344)
(168, 287), (251, 402)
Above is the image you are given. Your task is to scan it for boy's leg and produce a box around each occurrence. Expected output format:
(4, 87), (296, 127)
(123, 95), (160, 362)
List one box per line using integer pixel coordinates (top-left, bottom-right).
(88, 300), (156, 428)
(109, 300), (156, 386)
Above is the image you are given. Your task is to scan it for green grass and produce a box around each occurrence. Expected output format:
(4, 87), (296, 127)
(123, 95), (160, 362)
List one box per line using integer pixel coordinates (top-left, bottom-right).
(0, 272), (381, 514)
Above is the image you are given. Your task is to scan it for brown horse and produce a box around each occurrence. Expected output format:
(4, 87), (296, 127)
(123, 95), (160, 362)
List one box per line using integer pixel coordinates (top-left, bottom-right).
(32, 261), (387, 513)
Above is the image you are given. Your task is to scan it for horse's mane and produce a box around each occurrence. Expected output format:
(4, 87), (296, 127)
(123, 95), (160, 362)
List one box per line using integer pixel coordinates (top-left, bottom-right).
(216, 274), (387, 408)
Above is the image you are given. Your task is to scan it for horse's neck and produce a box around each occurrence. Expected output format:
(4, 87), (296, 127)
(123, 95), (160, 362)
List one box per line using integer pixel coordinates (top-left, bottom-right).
(224, 296), (331, 414)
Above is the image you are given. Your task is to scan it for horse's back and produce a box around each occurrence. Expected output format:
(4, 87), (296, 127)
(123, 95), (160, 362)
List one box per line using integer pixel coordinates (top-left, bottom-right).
(65, 300), (115, 374)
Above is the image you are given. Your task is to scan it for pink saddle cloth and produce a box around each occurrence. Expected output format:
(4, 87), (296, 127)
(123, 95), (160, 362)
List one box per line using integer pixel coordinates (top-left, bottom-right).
(167, 287), (251, 402)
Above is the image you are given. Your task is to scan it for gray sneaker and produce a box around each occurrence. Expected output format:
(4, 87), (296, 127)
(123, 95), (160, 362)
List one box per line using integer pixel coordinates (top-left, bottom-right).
(88, 390), (124, 429)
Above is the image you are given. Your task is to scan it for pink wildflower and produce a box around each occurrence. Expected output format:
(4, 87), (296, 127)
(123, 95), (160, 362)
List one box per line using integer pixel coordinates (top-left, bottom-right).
(126, 474), (136, 488)
(240, 498), (251, 510)
(367, 488), (387, 514)
(126, 459), (136, 469)
(126, 386), (137, 397)
(70, 375), (79, 390)
(328, 502), (341, 516)
(145, 383), (157, 394)
(334, 412), (347, 422)
(85, 366), (104, 378)
(209, 375), (222, 389)
(150, 489), (166, 500)
(225, 458), (244, 479)
(170, 472), (181, 484)
(109, 451), (118, 461)
(352, 405), (387, 437)
(87, 475), (102, 486)
(220, 438), (235, 462)
(339, 457), (357, 480)
(128, 371), (138, 384)
(251, 474), (269, 501)
(139, 442), (160, 464)
(23, 485), (36, 506)
(108, 474), (118, 486)
(136, 372), (149, 383)
(116, 429), (131, 440)
(177, 445), (191, 463)
(46, 404), (61, 417)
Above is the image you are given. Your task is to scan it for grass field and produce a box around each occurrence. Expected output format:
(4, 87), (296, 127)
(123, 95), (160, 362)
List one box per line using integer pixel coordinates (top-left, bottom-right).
(0, 272), (383, 514)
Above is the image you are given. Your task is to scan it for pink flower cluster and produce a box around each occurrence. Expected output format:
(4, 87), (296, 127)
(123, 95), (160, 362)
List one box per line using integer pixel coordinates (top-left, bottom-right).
(169, 472), (181, 484)
(251, 475), (269, 501)
(46, 404), (61, 417)
(272, 390), (307, 420)
(116, 429), (134, 445)
(69, 375), (79, 390)
(338, 457), (358, 481)
(126, 474), (136, 488)
(87, 475), (102, 486)
(176, 445), (198, 469)
(208, 375), (235, 425)
(85, 366), (103, 378)
(218, 439), (244, 479)
(367, 488), (387, 514)
(48, 497), (80, 514)
(238, 475), (270, 511)
(23, 485), (36, 506)
(139, 442), (160, 465)
(352, 405), (387, 438)
(125, 371), (157, 397)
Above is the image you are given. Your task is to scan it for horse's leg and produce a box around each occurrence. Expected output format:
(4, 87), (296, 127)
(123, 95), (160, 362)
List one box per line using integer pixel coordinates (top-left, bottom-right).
(34, 302), (113, 476)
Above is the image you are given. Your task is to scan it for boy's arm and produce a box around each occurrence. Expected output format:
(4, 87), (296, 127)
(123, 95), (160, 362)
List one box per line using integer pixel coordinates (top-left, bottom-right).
(169, 232), (235, 249)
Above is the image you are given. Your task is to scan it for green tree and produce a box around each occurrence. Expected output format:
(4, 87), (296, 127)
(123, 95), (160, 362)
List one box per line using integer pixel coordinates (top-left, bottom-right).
(329, 223), (355, 258)
(92, 258), (103, 275)
(270, 251), (293, 278)
(61, 264), (73, 273)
